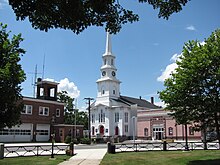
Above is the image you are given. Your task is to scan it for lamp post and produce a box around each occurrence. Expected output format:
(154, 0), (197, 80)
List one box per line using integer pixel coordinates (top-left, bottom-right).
(51, 113), (56, 158)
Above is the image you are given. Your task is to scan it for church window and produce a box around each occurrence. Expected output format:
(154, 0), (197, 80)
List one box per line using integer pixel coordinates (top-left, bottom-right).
(144, 128), (148, 136)
(125, 125), (128, 133)
(105, 129), (108, 133)
(102, 90), (105, 95)
(111, 59), (114, 65)
(100, 110), (105, 123)
(113, 90), (116, 95)
(92, 114), (95, 123)
(115, 112), (119, 122)
(104, 59), (107, 65)
(125, 112), (128, 123)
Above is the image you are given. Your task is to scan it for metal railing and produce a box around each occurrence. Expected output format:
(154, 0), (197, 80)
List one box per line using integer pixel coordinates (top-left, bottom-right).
(3, 144), (69, 158)
(111, 142), (219, 153)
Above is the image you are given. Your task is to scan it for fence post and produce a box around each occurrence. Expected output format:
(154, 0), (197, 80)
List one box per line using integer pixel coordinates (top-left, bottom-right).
(107, 142), (115, 154)
(70, 142), (74, 156)
(163, 141), (167, 151)
(0, 143), (4, 159)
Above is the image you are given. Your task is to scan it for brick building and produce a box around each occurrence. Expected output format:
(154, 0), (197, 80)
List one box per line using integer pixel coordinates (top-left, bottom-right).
(0, 79), (83, 142)
(137, 108), (201, 141)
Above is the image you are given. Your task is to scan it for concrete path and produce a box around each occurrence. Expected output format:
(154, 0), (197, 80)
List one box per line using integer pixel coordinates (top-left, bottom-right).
(58, 148), (107, 165)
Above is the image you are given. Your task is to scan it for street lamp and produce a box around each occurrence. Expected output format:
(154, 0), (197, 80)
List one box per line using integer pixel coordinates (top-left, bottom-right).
(51, 113), (56, 158)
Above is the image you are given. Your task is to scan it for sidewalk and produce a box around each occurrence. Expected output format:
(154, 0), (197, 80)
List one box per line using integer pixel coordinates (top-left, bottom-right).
(58, 148), (107, 165)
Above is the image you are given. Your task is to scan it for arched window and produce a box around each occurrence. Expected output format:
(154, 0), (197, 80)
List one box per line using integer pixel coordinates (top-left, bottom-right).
(144, 128), (148, 136)
(168, 127), (173, 135)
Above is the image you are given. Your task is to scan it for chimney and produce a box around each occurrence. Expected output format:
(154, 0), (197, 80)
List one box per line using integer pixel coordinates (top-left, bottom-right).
(151, 97), (154, 104)
(139, 96), (142, 100)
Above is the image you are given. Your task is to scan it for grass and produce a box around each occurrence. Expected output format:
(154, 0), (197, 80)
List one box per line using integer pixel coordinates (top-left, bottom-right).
(100, 150), (220, 165)
(0, 155), (71, 165)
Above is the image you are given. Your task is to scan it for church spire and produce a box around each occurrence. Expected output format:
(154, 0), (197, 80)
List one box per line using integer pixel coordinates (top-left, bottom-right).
(105, 32), (112, 55)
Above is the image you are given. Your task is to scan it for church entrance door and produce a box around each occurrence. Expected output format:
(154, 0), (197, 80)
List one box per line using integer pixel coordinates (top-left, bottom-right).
(115, 126), (119, 136)
(99, 125), (104, 135)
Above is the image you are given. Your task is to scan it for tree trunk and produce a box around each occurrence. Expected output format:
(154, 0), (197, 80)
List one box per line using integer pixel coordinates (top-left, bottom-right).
(214, 113), (220, 150)
(202, 126), (207, 150)
(184, 124), (189, 151)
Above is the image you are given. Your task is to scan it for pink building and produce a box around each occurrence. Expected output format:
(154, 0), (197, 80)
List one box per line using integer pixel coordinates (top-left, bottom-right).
(137, 108), (201, 141)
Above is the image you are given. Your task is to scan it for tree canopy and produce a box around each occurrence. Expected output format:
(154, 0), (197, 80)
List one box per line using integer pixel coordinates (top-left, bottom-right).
(159, 29), (220, 146)
(0, 23), (26, 129)
(57, 91), (88, 129)
(8, 0), (189, 34)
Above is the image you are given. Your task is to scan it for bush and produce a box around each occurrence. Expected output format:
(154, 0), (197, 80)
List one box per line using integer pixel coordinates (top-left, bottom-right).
(64, 136), (71, 144)
(80, 138), (91, 144)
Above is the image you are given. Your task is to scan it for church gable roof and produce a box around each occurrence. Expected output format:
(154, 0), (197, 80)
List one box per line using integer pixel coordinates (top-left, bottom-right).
(118, 95), (161, 109)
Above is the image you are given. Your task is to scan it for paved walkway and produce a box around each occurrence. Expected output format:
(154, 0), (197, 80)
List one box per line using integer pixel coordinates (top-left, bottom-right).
(58, 148), (107, 165)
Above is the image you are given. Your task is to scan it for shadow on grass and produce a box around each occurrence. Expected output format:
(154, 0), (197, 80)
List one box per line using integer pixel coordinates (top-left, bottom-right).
(188, 159), (220, 165)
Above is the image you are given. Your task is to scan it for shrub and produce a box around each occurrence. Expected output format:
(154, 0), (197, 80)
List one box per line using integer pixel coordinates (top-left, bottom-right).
(80, 138), (91, 144)
(64, 136), (71, 144)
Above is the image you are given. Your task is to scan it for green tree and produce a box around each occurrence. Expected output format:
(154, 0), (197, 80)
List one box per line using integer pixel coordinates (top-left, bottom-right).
(0, 23), (26, 129)
(159, 29), (220, 148)
(8, 0), (189, 34)
(57, 91), (88, 129)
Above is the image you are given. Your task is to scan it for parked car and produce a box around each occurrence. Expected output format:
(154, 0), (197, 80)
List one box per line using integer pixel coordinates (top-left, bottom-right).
(201, 131), (217, 142)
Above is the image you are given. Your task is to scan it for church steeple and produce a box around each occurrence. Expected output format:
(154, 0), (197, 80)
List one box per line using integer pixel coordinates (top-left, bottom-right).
(96, 32), (121, 105)
(105, 32), (112, 55)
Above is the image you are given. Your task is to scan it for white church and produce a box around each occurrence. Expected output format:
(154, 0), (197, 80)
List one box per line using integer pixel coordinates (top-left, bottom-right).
(90, 32), (160, 141)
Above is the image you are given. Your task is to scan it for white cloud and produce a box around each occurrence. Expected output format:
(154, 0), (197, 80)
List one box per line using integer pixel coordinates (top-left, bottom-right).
(154, 101), (166, 108)
(58, 78), (80, 98)
(157, 53), (181, 82)
(43, 78), (80, 98)
(186, 25), (196, 31)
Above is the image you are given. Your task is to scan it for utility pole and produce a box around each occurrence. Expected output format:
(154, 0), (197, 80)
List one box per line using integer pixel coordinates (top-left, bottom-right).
(84, 97), (94, 144)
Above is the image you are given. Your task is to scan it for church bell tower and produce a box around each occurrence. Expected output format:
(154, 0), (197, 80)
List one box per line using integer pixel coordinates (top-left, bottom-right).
(96, 32), (121, 105)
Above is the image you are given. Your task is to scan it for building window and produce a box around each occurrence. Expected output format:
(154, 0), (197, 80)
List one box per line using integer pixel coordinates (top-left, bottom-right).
(40, 88), (44, 96)
(105, 129), (108, 133)
(56, 109), (60, 117)
(111, 59), (114, 65)
(102, 90), (105, 94)
(115, 112), (119, 122)
(101, 110), (105, 123)
(125, 125), (128, 133)
(0, 129), (31, 135)
(144, 128), (148, 136)
(39, 106), (49, 116)
(189, 126), (194, 135)
(104, 59), (107, 65)
(92, 114), (95, 123)
(168, 127), (173, 136)
(36, 130), (49, 135)
(50, 88), (55, 97)
(125, 112), (128, 123)
(113, 90), (116, 95)
(22, 105), (32, 115)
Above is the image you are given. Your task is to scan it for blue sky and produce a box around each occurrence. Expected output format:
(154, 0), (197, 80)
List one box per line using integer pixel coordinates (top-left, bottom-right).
(1, 0), (220, 110)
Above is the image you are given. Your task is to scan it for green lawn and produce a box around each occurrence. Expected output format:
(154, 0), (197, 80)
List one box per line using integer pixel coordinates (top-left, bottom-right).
(100, 150), (220, 165)
(0, 155), (71, 165)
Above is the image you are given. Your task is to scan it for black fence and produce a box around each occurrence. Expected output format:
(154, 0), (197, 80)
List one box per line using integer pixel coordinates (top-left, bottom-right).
(3, 144), (69, 158)
(107, 142), (219, 153)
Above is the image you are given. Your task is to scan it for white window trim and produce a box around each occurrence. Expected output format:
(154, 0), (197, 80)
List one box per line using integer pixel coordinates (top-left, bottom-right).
(39, 106), (49, 116)
(22, 105), (33, 115)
